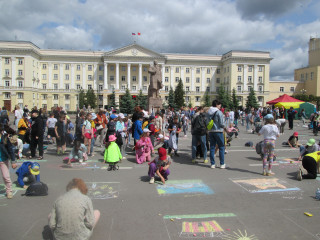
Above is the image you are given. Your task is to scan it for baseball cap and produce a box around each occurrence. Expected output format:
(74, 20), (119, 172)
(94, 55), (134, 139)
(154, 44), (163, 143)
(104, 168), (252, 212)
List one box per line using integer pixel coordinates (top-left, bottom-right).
(30, 162), (40, 175)
(110, 114), (118, 120)
(158, 147), (167, 161)
(293, 132), (299, 137)
(143, 128), (151, 133)
(264, 114), (274, 119)
(306, 138), (315, 146)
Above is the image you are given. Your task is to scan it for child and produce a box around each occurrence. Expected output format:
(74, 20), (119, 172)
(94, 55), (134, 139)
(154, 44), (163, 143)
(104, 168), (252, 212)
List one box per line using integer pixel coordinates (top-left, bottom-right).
(82, 113), (93, 156)
(148, 147), (171, 184)
(168, 116), (181, 157)
(65, 141), (87, 165)
(55, 113), (66, 155)
(148, 116), (156, 146)
(287, 132), (300, 148)
(16, 162), (40, 189)
(258, 114), (280, 176)
(104, 135), (122, 171)
(135, 129), (154, 164)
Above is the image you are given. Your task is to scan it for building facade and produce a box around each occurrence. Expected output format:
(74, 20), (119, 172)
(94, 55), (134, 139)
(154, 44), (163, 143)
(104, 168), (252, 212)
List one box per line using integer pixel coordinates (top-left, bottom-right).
(0, 41), (272, 111)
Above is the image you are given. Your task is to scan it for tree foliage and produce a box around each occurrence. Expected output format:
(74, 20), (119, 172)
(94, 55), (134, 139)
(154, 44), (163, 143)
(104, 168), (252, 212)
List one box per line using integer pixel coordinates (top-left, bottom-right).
(109, 90), (117, 108)
(203, 90), (211, 107)
(246, 88), (259, 110)
(216, 86), (231, 109)
(174, 78), (185, 109)
(293, 94), (320, 109)
(168, 87), (176, 109)
(86, 89), (97, 109)
(135, 90), (148, 110)
(79, 88), (86, 109)
(120, 88), (135, 114)
(231, 88), (239, 110)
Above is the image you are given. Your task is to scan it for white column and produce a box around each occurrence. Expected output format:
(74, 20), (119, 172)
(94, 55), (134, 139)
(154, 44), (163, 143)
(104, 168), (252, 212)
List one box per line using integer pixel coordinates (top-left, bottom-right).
(191, 67), (195, 91)
(243, 65), (248, 92)
(116, 63), (120, 90)
(94, 63), (97, 90)
(71, 64), (75, 89)
(162, 65), (165, 89)
(211, 67), (216, 92)
(170, 66), (174, 89)
(11, 57), (16, 87)
(82, 63), (86, 89)
(138, 63), (142, 90)
(127, 63), (131, 90)
(0, 57), (2, 87)
(254, 64), (258, 91)
(181, 67), (184, 85)
(201, 67), (205, 92)
(48, 63), (52, 89)
(60, 64), (63, 89)
(104, 63), (108, 90)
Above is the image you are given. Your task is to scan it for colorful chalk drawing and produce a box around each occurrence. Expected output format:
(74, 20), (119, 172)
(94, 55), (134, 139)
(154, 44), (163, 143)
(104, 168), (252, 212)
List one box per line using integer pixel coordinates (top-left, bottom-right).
(60, 162), (100, 170)
(86, 182), (119, 199)
(157, 180), (214, 196)
(180, 220), (224, 238)
(0, 183), (24, 200)
(221, 229), (258, 240)
(231, 178), (300, 193)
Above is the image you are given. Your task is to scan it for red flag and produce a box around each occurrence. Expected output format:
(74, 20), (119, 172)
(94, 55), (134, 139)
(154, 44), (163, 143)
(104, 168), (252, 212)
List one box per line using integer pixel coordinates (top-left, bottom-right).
(138, 32), (141, 36)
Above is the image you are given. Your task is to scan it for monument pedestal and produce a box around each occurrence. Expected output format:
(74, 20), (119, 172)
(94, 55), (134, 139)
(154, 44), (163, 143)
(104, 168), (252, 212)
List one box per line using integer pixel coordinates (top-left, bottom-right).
(148, 97), (163, 114)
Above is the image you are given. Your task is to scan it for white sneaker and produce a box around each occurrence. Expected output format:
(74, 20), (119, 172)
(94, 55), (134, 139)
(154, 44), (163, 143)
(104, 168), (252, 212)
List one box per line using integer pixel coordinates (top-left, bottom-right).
(79, 159), (83, 163)
(149, 177), (155, 184)
(210, 165), (216, 169)
(220, 164), (226, 169)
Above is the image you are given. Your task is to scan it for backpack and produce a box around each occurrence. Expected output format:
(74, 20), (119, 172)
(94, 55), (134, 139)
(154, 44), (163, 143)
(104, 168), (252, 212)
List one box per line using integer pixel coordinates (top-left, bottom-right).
(207, 111), (218, 130)
(25, 182), (48, 196)
(192, 114), (206, 136)
(245, 141), (253, 147)
(108, 121), (116, 132)
(115, 131), (123, 146)
(255, 141), (264, 155)
(0, 110), (8, 123)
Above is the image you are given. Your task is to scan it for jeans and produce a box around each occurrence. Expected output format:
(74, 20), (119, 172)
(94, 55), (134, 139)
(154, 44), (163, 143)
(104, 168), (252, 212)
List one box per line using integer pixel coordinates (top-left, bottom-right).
(209, 132), (225, 166)
(192, 134), (207, 160)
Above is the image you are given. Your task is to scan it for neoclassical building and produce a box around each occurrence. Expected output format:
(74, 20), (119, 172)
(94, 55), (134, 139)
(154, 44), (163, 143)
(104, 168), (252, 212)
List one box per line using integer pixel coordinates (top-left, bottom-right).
(0, 40), (272, 111)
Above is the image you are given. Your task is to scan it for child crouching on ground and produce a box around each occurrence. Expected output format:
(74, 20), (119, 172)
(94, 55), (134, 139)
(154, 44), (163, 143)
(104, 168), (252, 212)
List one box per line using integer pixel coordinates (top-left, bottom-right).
(104, 135), (122, 171)
(64, 141), (87, 165)
(135, 129), (154, 164)
(148, 147), (171, 184)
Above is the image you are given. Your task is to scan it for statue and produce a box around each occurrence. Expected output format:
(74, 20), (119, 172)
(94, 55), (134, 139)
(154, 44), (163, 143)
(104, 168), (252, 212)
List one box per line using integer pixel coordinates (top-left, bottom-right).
(148, 60), (163, 98)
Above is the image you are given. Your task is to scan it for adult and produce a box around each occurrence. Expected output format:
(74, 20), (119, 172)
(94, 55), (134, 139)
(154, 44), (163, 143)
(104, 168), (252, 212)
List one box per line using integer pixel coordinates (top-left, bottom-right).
(229, 109), (234, 127)
(0, 107), (9, 126)
(299, 109), (307, 127)
(18, 113), (29, 143)
(49, 178), (100, 240)
(191, 106), (207, 164)
(94, 109), (108, 147)
(287, 107), (296, 130)
(297, 151), (320, 180)
(75, 111), (85, 143)
(29, 110), (44, 160)
(275, 118), (286, 135)
(14, 105), (23, 131)
(279, 106), (285, 119)
(207, 100), (228, 169)
(298, 138), (319, 160)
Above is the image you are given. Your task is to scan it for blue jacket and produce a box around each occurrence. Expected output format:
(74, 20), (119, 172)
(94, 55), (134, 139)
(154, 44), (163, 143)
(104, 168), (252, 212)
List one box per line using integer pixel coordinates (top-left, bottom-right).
(16, 161), (40, 187)
(133, 120), (143, 140)
(0, 134), (16, 163)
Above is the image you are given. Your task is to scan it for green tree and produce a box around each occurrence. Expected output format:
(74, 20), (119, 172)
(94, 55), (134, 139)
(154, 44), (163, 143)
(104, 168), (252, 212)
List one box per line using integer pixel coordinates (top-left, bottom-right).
(203, 90), (211, 107)
(120, 88), (135, 114)
(231, 88), (239, 110)
(246, 88), (259, 110)
(79, 88), (86, 108)
(86, 89), (97, 109)
(168, 87), (176, 109)
(135, 90), (148, 110)
(109, 90), (117, 108)
(174, 78), (185, 109)
(216, 86), (231, 109)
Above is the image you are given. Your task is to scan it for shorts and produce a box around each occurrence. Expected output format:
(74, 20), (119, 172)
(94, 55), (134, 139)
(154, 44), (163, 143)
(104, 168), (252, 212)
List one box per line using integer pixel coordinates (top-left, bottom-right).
(56, 136), (66, 147)
(47, 128), (56, 138)
(84, 133), (92, 139)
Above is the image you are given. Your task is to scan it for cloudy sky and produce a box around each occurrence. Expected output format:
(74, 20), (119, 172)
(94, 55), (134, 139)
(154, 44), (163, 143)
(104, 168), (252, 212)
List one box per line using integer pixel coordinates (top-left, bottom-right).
(0, 0), (319, 81)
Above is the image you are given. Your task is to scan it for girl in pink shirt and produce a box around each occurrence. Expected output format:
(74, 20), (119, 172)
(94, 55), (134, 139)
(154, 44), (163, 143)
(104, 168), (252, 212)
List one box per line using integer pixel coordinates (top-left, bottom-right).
(135, 129), (154, 164)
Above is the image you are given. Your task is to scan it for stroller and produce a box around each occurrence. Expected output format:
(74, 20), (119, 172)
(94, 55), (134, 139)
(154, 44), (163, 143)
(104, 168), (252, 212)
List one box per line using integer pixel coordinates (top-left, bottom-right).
(255, 141), (276, 161)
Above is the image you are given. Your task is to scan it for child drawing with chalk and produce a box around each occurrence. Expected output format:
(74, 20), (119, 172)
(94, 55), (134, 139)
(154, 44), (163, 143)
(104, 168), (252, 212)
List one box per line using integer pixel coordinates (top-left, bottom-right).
(104, 135), (122, 171)
(64, 141), (87, 165)
(148, 147), (171, 184)
(135, 128), (154, 164)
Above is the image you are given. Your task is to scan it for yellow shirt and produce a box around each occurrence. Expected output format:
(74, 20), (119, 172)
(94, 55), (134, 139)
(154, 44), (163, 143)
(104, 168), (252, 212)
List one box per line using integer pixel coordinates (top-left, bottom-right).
(305, 151), (320, 163)
(18, 118), (28, 135)
(142, 121), (149, 129)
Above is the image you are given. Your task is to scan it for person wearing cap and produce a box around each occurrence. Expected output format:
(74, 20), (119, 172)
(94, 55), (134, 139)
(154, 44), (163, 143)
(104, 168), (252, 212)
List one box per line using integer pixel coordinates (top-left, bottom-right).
(94, 109), (108, 147)
(258, 113), (280, 176)
(55, 112), (67, 155)
(16, 161), (40, 189)
(287, 132), (300, 148)
(298, 139), (319, 161)
(148, 147), (171, 184)
(18, 112), (29, 143)
(104, 135), (122, 171)
(297, 151), (320, 180)
(135, 128), (154, 164)
(29, 109), (44, 160)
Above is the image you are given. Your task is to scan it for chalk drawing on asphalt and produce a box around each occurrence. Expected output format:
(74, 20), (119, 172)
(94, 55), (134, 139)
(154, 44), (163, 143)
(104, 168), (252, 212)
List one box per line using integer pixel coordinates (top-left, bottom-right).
(0, 184), (24, 200)
(179, 220), (225, 238)
(231, 178), (300, 193)
(221, 229), (258, 240)
(86, 182), (120, 199)
(157, 180), (214, 196)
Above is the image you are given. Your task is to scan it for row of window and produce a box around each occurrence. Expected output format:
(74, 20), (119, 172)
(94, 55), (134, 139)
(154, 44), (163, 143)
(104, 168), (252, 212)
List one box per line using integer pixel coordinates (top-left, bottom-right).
(279, 87), (295, 92)
(3, 69), (24, 77)
(41, 74), (149, 82)
(300, 72), (314, 81)
(3, 58), (23, 65)
(237, 76), (264, 83)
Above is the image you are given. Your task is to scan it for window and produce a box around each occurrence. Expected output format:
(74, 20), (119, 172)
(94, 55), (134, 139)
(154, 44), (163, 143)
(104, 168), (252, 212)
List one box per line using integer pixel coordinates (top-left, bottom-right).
(121, 66), (126, 71)
(65, 74), (69, 80)
(258, 96), (263, 102)
(99, 85), (103, 91)
(18, 81), (23, 88)
(76, 75), (80, 80)
(248, 66), (253, 72)
(227, 67), (229, 72)
(54, 84), (58, 90)
(5, 80), (10, 87)
(311, 72), (314, 80)
(5, 69), (9, 76)
(165, 67), (169, 73)
(98, 95), (103, 101)
(248, 76), (252, 83)
(207, 78), (210, 83)
(122, 76), (126, 81)
(132, 86), (136, 91)
(99, 65), (103, 71)
(132, 67), (137, 72)
(300, 73), (304, 80)
(42, 64), (47, 69)
(224, 68), (226, 73)
(259, 76), (263, 83)
(132, 76), (137, 81)
(216, 87), (220, 92)
(4, 92), (10, 99)
(88, 75), (92, 80)
(248, 86), (252, 91)
(110, 65), (114, 71)
(121, 85), (126, 90)
(18, 70), (23, 76)
(165, 96), (169, 101)
(42, 94), (47, 100)
(280, 87), (284, 92)
(33, 93), (35, 99)
(77, 84), (81, 90)
(206, 87), (210, 92)
(237, 96), (242, 102)
(238, 66), (242, 72)
(237, 86), (241, 92)
(290, 87), (295, 92)
(18, 59), (23, 65)
(77, 65), (81, 71)
(99, 75), (103, 81)
(175, 77), (179, 82)
(305, 73), (308, 80)
(165, 77), (169, 82)
(17, 93), (23, 99)
(186, 68), (190, 73)
(143, 67), (147, 72)
(237, 76), (242, 82)
(65, 95), (70, 100)
(258, 86), (263, 92)
(196, 87), (200, 92)
(143, 76), (147, 82)
(5, 58), (10, 64)
(65, 84), (69, 90)
(54, 74), (58, 80)
(195, 96), (200, 102)
(42, 84), (47, 90)
(53, 94), (59, 100)
(54, 64), (58, 70)
(65, 64), (70, 70)
(196, 68), (200, 74)
(143, 86), (147, 91)
(216, 68), (220, 74)
(42, 74), (47, 80)
(175, 67), (179, 73)
(186, 77), (190, 83)
(216, 78), (220, 83)
(165, 86), (169, 91)
(207, 68), (210, 74)
(196, 77), (200, 83)
(186, 86), (190, 91)
(259, 66), (263, 72)
(88, 85), (92, 90)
